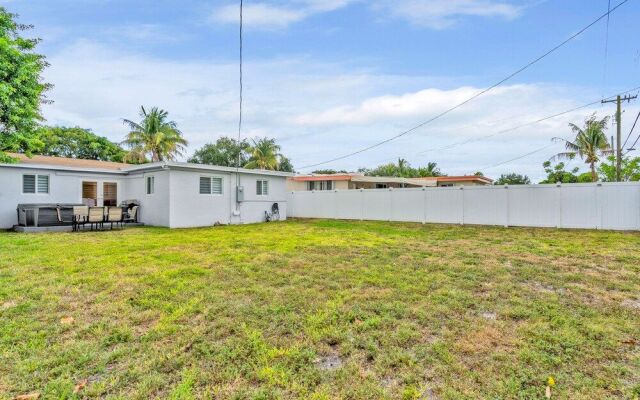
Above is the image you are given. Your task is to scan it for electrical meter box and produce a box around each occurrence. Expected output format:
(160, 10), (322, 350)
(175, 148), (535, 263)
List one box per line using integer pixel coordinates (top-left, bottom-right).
(236, 186), (245, 202)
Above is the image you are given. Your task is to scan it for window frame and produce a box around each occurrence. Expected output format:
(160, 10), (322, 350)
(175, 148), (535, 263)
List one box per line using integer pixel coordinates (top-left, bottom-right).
(146, 176), (155, 195)
(22, 174), (50, 194)
(256, 179), (269, 196)
(199, 175), (223, 195)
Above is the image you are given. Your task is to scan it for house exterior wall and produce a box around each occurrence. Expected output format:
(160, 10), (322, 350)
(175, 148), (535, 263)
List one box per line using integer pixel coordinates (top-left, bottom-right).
(286, 179), (350, 191)
(0, 167), (125, 229)
(123, 170), (171, 227)
(231, 173), (288, 225)
(168, 169), (232, 228)
(0, 164), (289, 229)
(436, 180), (485, 187)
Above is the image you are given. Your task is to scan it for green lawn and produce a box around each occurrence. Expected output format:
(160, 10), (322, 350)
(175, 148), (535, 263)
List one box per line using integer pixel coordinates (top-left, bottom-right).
(1, 220), (639, 399)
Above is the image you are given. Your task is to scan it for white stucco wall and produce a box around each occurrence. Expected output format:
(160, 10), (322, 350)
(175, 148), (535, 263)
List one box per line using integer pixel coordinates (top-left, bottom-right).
(123, 170), (171, 227)
(168, 169), (232, 228)
(168, 169), (288, 227)
(0, 167), (125, 229)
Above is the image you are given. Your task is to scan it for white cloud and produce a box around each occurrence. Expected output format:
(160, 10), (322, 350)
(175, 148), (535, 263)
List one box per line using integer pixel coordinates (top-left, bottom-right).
(211, 0), (523, 30)
(373, 0), (522, 29)
(212, 3), (307, 30)
(40, 40), (617, 182)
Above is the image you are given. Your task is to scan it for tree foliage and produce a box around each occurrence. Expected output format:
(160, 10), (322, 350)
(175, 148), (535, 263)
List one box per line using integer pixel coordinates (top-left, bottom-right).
(598, 155), (640, 182)
(539, 159), (581, 184)
(553, 114), (612, 182)
(33, 126), (126, 161)
(361, 159), (444, 178)
(191, 136), (294, 172)
(189, 137), (250, 167)
(122, 106), (187, 162)
(0, 7), (51, 161)
(494, 173), (531, 185)
(244, 137), (283, 170)
(311, 169), (348, 174)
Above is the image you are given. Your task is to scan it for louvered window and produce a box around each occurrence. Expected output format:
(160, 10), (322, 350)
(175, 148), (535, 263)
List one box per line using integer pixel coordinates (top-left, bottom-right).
(256, 180), (269, 196)
(23, 175), (49, 194)
(200, 177), (222, 194)
(146, 176), (155, 195)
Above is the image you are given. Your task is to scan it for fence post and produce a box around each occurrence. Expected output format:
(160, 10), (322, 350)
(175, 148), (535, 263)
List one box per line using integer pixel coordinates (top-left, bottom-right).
(360, 188), (364, 221)
(422, 187), (427, 224)
(460, 187), (465, 225)
(388, 187), (393, 221)
(290, 191), (294, 217)
(596, 183), (602, 230)
(504, 185), (509, 227)
(556, 183), (562, 228)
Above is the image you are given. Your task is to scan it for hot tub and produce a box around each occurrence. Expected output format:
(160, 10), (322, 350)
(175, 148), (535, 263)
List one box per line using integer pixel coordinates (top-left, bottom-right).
(16, 204), (83, 227)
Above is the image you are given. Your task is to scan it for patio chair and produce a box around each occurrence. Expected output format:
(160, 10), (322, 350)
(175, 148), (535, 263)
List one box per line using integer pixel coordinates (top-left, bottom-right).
(72, 206), (89, 231)
(88, 207), (105, 231)
(107, 207), (123, 230)
(124, 205), (138, 224)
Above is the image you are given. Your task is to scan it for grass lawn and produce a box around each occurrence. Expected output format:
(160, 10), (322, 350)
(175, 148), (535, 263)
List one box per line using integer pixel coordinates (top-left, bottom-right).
(1, 219), (639, 399)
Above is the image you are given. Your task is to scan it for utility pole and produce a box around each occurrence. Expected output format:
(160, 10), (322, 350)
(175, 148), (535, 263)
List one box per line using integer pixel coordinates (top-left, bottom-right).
(602, 94), (637, 181)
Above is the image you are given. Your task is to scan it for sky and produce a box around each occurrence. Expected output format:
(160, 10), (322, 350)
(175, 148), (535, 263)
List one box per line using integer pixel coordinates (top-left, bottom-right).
(2, 0), (640, 181)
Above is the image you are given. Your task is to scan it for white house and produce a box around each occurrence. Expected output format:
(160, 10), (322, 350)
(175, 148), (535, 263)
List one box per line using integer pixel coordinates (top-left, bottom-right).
(0, 154), (292, 229)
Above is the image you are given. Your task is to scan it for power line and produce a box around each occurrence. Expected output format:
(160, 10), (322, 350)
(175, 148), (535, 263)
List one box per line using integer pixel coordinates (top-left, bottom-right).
(479, 143), (559, 171)
(299, 0), (632, 170)
(368, 85), (640, 168)
(624, 113), (640, 154)
(621, 110), (640, 149)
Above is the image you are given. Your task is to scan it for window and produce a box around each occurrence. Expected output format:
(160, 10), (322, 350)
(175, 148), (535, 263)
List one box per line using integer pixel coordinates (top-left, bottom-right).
(308, 180), (333, 191)
(256, 179), (269, 196)
(200, 176), (223, 195)
(23, 174), (49, 194)
(375, 183), (388, 189)
(146, 176), (155, 195)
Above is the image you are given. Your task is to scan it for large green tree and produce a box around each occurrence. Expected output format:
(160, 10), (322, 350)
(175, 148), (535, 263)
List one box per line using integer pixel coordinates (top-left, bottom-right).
(34, 126), (126, 161)
(0, 7), (51, 162)
(598, 155), (640, 182)
(553, 114), (612, 182)
(122, 106), (187, 162)
(494, 173), (531, 185)
(189, 137), (250, 167)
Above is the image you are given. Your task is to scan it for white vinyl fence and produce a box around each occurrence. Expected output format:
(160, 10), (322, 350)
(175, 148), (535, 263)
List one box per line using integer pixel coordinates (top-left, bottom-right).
(288, 182), (640, 231)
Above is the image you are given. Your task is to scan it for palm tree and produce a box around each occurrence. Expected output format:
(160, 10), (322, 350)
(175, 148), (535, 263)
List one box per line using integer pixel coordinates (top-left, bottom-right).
(244, 137), (281, 170)
(122, 106), (187, 162)
(553, 114), (612, 182)
(397, 158), (408, 177)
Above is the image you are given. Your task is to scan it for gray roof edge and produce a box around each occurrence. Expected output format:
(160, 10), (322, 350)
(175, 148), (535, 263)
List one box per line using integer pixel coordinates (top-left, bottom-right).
(123, 162), (295, 177)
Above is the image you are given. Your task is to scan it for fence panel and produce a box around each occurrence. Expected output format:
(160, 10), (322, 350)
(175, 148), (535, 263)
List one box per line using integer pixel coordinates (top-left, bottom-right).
(362, 190), (391, 221)
(425, 188), (463, 224)
(390, 188), (424, 222)
(287, 183), (640, 231)
(463, 187), (508, 226)
(507, 185), (558, 227)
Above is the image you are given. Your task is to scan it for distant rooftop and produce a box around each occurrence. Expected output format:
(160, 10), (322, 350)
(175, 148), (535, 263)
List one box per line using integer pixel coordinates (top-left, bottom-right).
(8, 153), (129, 171)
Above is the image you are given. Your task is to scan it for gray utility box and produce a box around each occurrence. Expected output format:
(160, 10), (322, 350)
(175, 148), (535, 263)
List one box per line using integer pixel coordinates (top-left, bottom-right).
(236, 186), (245, 202)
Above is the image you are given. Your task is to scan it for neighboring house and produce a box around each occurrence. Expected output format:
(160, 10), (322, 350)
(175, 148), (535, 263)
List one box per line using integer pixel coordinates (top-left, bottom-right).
(287, 173), (492, 191)
(0, 154), (292, 229)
